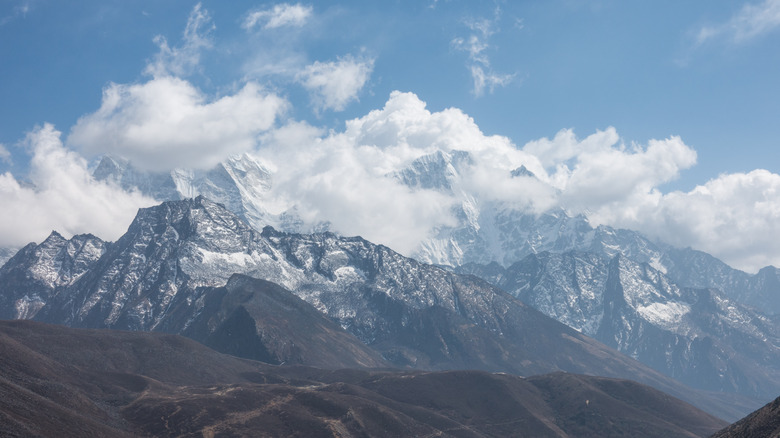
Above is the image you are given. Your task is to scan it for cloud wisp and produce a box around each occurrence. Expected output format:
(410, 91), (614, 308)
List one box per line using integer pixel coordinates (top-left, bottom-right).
(696, 0), (780, 46)
(452, 8), (516, 96)
(0, 144), (10, 163)
(0, 0), (31, 26)
(145, 2), (214, 78)
(243, 3), (313, 30)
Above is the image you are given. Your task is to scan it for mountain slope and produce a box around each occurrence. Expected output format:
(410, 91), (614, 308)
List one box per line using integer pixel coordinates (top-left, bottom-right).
(394, 150), (780, 315)
(712, 395), (780, 438)
(457, 251), (780, 400)
(0, 320), (728, 438)
(174, 274), (389, 369)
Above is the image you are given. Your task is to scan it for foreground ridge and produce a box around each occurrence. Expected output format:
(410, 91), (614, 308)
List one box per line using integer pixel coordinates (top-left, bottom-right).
(0, 320), (727, 437)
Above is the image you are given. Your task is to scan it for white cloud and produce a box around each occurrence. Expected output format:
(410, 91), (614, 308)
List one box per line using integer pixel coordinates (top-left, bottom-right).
(0, 124), (156, 247)
(546, 131), (698, 211)
(297, 55), (374, 112)
(252, 92), (558, 253)
(696, 0), (780, 45)
(257, 120), (458, 254)
(519, 125), (780, 272)
(68, 76), (288, 172)
(144, 2), (214, 78)
(452, 8), (516, 96)
(243, 3), (312, 30)
(605, 170), (780, 272)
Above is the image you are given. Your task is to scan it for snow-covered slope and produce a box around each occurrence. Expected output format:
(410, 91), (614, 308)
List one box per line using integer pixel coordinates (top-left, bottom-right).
(90, 151), (780, 314)
(93, 154), (281, 232)
(392, 150), (780, 314)
(459, 251), (780, 399)
(0, 232), (107, 320)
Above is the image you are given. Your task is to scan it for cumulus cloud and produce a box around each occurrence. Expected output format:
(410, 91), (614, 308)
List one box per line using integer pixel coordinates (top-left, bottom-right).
(243, 3), (312, 30)
(258, 118), (458, 254)
(249, 91), (780, 272)
(0, 124), (155, 247)
(145, 3), (214, 78)
(696, 0), (780, 45)
(68, 76), (287, 172)
(603, 170), (780, 272)
(452, 9), (516, 96)
(533, 129), (698, 213)
(252, 92), (554, 253)
(297, 55), (374, 112)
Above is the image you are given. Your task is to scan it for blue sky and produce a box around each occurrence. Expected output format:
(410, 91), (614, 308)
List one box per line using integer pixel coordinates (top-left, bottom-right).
(1, 0), (779, 271)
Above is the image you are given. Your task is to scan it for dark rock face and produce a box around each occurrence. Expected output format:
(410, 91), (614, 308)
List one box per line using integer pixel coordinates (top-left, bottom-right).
(0, 320), (728, 438)
(178, 274), (389, 369)
(711, 395), (780, 438)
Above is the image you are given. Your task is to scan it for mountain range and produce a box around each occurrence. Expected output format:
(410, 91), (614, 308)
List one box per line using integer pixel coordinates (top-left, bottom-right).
(92, 151), (780, 316)
(457, 252), (780, 400)
(88, 153), (780, 395)
(0, 195), (764, 421)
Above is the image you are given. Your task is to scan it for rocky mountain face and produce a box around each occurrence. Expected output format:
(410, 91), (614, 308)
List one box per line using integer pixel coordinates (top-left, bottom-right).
(0, 247), (17, 269)
(457, 251), (780, 401)
(0, 196), (756, 420)
(91, 151), (780, 315)
(397, 151), (779, 312)
(0, 320), (728, 438)
(93, 154), (280, 232)
(174, 274), (389, 369)
(712, 395), (780, 438)
(0, 231), (107, 320)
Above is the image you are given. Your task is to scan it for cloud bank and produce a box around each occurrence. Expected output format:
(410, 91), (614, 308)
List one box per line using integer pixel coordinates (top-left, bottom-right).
(5, 3), (779, 275)
(253, 91), (777, 272)
(0, 124), (155, 247)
